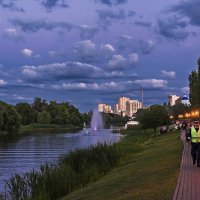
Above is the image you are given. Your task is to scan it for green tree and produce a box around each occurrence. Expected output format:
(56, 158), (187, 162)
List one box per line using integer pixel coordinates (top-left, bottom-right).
(37, 111), (51, 124)
(0, 101), (21, 131)
(137, 105), (170, 131)
(189, 58), (200, 108)
(15, 103), (37, 125)
(32, 97), (42, 112)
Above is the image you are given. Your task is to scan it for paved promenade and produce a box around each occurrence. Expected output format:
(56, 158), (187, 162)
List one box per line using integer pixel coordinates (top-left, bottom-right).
(173, 130), (200, 200)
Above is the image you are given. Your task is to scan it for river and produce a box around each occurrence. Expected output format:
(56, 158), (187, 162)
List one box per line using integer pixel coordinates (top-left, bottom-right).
(0, 129), (121, 192)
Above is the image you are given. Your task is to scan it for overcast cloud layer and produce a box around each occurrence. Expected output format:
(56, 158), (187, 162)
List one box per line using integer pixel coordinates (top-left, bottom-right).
(0, 0), (199, 112)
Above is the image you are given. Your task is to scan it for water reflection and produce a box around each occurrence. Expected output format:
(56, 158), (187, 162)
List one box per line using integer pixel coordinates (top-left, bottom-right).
(0, 129), (121, 192)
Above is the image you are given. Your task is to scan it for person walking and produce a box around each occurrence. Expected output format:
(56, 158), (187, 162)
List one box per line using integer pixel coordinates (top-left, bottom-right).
(187, 120), (200, 166)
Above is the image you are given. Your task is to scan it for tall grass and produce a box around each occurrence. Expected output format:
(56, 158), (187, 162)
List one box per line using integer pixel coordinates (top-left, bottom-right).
(6, 143), (125, 200)
(6, 128), (155, 200)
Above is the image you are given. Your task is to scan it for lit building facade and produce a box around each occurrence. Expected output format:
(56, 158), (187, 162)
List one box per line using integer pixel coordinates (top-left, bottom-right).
(126, 100), (142, 117)
(98, 97), (142, 116)
(118, 97), (130, 112)
(98, 104), (113, 113)
(168, 95), (180, 106)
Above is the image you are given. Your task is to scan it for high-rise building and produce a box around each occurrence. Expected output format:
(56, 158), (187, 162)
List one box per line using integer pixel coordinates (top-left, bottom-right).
(118, 97), (130, 112)
(126, 100), (142, 117)
(168, 95), (180, 106)
(98, 104), (112, 113)
(113, 104), (121, 115)
(98, 96), (142, 116)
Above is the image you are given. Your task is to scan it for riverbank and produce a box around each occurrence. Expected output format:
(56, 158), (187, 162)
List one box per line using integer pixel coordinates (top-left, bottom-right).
(19, 123), (82, 133)
(62, 129), (182, 200)
(0, 124), (82, 137)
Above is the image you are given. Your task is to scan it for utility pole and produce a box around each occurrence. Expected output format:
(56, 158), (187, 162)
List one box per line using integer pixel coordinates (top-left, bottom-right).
(141, 88), (144, 108)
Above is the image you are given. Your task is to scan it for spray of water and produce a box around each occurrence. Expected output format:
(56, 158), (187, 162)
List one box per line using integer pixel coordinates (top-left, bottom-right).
(90, 109), (103, 131)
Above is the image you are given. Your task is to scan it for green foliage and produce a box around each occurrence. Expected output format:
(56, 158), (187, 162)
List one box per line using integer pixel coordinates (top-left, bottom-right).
(15, 103), (37, 125)
(136, 105), (170, 130)
(189, 58), (200, 108)
(102, 113), (129, 127)
(0, 101), (21, 132)
(37, 111), (51, 124)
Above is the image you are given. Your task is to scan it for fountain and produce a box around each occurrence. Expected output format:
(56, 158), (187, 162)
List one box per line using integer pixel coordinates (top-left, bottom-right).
(90, 108), (103, 131)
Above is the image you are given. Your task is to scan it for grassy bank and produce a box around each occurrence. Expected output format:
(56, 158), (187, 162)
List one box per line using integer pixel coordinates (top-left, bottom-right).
(5, 129), (182, 200)
(19, 123), (82, 134)
(0, 124), (82, 137)
(62, 129), (182, 200)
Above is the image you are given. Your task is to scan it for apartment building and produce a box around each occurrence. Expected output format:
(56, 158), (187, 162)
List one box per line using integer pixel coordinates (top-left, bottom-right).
(98, 103), (113, 113)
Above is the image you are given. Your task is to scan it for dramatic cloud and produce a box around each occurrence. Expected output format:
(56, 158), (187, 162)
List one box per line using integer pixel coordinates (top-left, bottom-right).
(0, 0), (24, 12)
(94, 0), (128, 6)
(21, 61), (128, 83)
(41, 0), (69, 9)
(133, 79), (168, 89)
(161, 70), (176, 79)
(21, 49), (33, 57)
(157, 17), (190, 41)
(170, 0), (200, 26)
(11, 18), (73, 32)
(52, 80), (146, 93)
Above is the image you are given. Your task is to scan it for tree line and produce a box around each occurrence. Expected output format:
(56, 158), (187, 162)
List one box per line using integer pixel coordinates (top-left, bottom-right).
(189, 58), (200, 109)
(0, 97), (89, 132)
(0, 97), (131, 133)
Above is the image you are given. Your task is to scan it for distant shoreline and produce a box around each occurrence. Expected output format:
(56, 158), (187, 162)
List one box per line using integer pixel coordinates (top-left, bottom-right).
(0, 124), (82, 136)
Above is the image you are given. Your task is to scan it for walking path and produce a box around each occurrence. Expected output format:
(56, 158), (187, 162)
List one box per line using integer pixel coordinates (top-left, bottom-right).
(173, 130), (200, 200)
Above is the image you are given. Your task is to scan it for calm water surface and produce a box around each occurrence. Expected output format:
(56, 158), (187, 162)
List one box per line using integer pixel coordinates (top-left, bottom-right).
(0, 129), (121, 192)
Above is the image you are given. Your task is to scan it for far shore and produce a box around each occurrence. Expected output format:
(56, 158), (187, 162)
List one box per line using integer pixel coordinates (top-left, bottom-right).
(0, 124), (82, 137)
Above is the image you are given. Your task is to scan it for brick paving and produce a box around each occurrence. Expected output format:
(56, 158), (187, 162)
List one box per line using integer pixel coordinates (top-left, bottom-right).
(173, 130), (200, 200)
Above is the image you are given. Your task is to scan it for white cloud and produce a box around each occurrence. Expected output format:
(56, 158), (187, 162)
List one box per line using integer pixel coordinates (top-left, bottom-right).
(101, 44), (115, 52)
(13, 94), (32, 101)
(3, 28), (24, 42)
(161, 70), (176, 79)
(22, 67), (38, 78)
(133, 79), (168, 89)
(21, 48), (33, 57)
(108, 54), (127, 70)
(74, 40), (96, 62)
(5, 28), (18, 36)
(52, 81), (120, 91)
(0, 79), (7, 86)
(129, 53), (139, 65)
(21, 61), (128, 82)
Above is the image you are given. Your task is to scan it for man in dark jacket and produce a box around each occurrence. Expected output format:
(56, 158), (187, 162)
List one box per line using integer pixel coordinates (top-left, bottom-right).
(187, 121), (200, 166)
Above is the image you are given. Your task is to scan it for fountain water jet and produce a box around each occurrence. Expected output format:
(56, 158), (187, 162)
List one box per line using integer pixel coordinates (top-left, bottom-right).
(90, 109), (103, 131)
